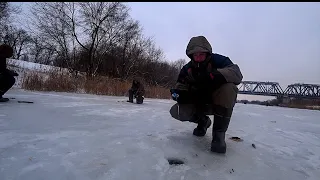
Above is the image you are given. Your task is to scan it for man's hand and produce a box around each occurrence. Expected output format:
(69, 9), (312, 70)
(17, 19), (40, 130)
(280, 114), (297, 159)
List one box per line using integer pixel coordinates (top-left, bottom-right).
(170, 89), (191, 104)
(206, 63), (227, 86)
(5, 69), (18, 76)
(207, 69), (227, 86)
(191, 69), (227, 91)
(170, 89), (180, 101)
(12, 71), (18, 76)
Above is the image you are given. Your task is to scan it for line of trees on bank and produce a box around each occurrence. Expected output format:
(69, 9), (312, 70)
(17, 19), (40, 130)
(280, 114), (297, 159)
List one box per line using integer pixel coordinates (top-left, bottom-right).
(0, 2), (187, 87)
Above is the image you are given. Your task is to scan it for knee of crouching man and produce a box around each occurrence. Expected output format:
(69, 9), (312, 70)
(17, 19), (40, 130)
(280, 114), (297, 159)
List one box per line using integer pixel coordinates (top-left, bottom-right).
(169, 104), (179, 120)
(221, 83), (238, 93)
(169, 103), (188, 121)
(212, 83), (238, 109)
(169, 103), (196, 122)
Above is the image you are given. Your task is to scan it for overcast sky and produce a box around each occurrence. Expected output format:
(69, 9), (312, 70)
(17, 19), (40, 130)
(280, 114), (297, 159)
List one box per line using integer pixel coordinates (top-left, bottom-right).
(15, 2), (320, 89)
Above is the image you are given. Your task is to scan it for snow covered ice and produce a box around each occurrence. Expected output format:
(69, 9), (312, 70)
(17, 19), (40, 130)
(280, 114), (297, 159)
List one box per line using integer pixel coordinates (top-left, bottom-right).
(1, 89), (320, 180)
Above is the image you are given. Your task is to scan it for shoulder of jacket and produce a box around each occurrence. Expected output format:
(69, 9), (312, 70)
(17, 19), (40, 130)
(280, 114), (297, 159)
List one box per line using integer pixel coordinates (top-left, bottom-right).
(182, 61), (192, 69)
(211, 53), (229, 61)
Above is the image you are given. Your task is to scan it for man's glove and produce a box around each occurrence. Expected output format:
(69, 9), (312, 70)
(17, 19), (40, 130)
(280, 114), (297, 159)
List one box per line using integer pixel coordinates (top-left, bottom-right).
(5, 69), (18, 76)
(170, 89), (180, 101)
(170, 89), (191, 104)
(192, 69), (226, 89)
(12, 71), (18, 76)
(207, 69), (227, 87)
(205, 63), (227, 86)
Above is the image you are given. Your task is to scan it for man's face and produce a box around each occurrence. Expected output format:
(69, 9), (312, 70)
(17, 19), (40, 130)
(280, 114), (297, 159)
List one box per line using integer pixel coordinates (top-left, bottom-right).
(192, 52), (207, 62)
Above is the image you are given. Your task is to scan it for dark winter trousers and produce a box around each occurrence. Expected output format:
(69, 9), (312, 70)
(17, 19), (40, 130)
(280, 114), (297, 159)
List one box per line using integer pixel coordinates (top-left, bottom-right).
(128, 89), (144, 103)
(169, 83), (238, 121)
(0, 72), (15, 97)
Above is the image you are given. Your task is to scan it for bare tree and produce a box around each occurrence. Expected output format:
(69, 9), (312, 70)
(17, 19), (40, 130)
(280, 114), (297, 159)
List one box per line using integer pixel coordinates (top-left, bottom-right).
(76, 2), (133, 77)
(114, 19), (141, 79)
(13, 29), (32, 59)
(173, 58), (186, 70)
(0, 2), (20, 26)
(0, 2), (21, 44)
(27, 2), (182, 88)
(29, 2), (136, 77)
(30, 3), (73, 67)
(1, 25), (32, 59)
(27, 35), (56, 64)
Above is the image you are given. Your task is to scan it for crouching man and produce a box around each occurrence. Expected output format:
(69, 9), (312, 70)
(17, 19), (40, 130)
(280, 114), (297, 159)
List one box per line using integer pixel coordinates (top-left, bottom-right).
(169, 36), (243, 154)
(0, 44), (18, 102)
(127, 79), (145, 104)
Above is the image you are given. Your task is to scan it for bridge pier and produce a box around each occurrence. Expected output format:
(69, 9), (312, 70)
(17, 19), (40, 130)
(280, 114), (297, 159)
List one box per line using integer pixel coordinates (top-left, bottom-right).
(276, 96), (284, 104)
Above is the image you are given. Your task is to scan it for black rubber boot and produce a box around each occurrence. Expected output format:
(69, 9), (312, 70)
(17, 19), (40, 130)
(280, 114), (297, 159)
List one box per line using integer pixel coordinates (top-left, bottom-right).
(0, 73), (15, 100)
(0, 95), (9, 102)
(193, 115), (212, 137)
(127, 89), (134, 103)
(211, 115), (231, 154)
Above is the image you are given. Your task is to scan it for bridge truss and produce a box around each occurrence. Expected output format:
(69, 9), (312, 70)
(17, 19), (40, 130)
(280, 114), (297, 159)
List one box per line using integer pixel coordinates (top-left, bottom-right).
(283, 83), (320, 98)
(237, 81), (320, 99)
(237, 81), (284, 97)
